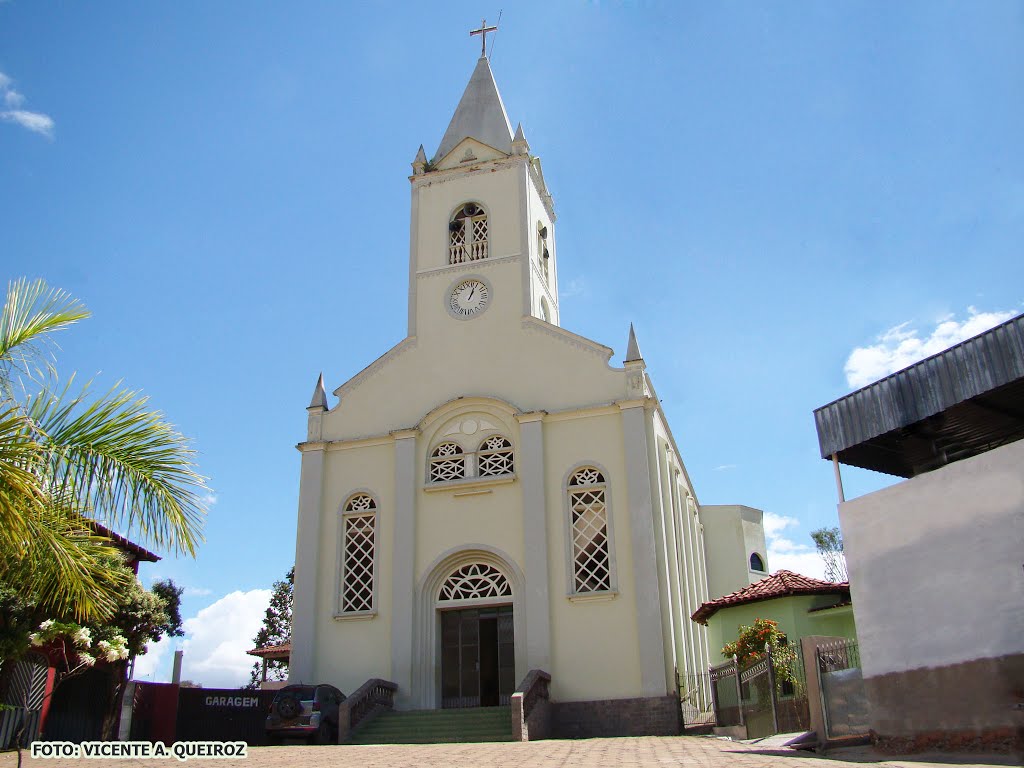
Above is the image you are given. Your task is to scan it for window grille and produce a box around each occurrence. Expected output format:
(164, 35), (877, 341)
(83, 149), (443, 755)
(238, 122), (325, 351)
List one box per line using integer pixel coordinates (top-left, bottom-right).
(568, 468), (612, 593)
(439, 563), (511, 601)
(449, 203), (489, 264)
(477, 435), (514, 477)
(430, 442), (466, 482)
(750, 552), (765, 572)
(341, 494), (376, 613)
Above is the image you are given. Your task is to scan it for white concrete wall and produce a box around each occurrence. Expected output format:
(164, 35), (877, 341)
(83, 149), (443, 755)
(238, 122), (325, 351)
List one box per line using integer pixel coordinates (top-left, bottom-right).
(840, 438), (1024, 680)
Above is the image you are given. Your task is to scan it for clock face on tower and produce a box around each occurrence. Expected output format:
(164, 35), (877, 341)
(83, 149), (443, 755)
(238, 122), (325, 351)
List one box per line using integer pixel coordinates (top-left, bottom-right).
(448, 278), (491, 318)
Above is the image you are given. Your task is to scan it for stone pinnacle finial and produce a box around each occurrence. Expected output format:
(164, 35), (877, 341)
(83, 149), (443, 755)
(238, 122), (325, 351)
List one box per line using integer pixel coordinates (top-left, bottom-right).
(308, 372), (328, 411)
(511, 123), (530, 155)
(412, 144), (428, 175)
(625, 323), (643, 363)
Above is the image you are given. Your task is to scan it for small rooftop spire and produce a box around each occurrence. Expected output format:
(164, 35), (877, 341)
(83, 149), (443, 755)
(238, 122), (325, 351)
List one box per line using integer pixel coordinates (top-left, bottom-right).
(412, 144), (427, 175)
(618, 321), (643, 364)
(625, 323), (643, 363)
(511, 122), (530, 155)
(308, 372), (328, 410)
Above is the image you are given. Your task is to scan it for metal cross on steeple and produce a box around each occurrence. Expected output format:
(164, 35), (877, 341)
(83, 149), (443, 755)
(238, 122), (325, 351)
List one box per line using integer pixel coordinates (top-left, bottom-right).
(469, 18), (498, 58)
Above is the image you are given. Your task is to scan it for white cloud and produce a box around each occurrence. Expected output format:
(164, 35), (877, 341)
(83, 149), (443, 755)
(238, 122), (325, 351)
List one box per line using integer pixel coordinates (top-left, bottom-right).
(760, 511), (827, 580)
(180, 589), (271, 689)
(0, 71), (55, 138)
(844, 307), (1016, 389)
(712, 464), (737, 472)
(183, 586), (213, 597)
(561, 278), (587, 299)
(132, 635), (175, 681)
(201, 493), (218, 507)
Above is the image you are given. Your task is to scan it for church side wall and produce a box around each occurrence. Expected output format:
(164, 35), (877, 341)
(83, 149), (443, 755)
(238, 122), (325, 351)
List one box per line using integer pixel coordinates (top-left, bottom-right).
(840, 438), (1024, 752)
(311, 441), (395, 693)
(544, 411), (645, 703)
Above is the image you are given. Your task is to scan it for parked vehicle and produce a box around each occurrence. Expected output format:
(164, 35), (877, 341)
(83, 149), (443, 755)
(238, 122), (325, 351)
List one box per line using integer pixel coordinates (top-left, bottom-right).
(265, 684), (345, 744)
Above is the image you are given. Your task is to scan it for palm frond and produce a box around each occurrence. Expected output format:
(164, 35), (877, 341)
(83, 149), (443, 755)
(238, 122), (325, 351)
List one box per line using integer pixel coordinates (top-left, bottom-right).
(0, 499), (129, 621)
(0, 400), (46, 545)
(0, 278), (89, 397)
(29, 382), (207, 556)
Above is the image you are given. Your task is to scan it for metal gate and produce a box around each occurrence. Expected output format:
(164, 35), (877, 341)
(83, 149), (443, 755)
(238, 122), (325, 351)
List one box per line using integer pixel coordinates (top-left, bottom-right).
(175, 688), (277, 745)
(815, 639), (869, 740)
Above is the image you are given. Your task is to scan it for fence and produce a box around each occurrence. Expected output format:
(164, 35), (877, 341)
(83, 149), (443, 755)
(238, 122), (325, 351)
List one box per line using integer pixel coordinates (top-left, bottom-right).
(815, 638), (869, 741)
(0, 654), (48, 749)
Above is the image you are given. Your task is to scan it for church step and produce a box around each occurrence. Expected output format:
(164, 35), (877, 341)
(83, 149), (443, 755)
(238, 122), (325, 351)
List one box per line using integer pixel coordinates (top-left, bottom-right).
(348, 707), (513, 744)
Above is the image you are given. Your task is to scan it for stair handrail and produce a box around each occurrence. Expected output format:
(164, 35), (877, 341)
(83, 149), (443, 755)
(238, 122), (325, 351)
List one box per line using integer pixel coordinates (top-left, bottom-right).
(511, 669), (551, 741)
(337, 678), (398, 742)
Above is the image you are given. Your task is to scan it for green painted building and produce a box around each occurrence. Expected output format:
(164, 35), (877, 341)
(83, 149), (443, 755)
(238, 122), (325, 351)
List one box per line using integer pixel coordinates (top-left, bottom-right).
(691, 570), (856, 662)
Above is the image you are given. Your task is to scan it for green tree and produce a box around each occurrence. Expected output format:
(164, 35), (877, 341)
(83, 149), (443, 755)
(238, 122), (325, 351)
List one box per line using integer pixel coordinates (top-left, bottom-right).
(0, 278), (207, 622)
(810, 526), (847, 583)
(246, 567), (293, 689)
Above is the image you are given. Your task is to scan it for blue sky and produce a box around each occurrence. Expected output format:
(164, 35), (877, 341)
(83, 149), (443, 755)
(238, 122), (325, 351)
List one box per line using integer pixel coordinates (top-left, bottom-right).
(2, 2), (1022, 687)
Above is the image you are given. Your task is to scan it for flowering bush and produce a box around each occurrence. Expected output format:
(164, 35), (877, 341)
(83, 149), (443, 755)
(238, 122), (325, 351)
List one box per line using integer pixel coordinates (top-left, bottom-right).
(28, 620), (129, 670)
(721, 618), (799, 694)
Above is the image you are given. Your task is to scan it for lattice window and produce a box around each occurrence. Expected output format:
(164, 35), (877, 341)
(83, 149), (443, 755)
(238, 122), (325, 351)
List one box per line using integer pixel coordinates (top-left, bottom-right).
(477, 435), (514, 477)
(449, 203), (489, 264)
(341, 494), (376, 613)
(430, 442), (466, 482)
(439, 563), (512, 601)
(569, 468), (612, 593)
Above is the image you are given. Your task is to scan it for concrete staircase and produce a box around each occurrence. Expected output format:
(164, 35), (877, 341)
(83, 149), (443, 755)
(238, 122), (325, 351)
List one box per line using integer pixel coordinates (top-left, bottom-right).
(347, 706), (513, 744)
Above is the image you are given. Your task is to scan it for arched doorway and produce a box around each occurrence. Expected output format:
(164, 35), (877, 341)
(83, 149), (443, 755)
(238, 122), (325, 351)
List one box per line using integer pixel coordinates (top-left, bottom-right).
(413, 546), (526, 710)
(437, 563), (514, 708)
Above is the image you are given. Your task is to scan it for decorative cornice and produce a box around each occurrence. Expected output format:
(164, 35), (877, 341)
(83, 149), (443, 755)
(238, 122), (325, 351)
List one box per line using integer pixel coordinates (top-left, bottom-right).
(417, 253), (521, 280)
(516, 411), (547, 424)
(333, 336), (418, 398)
(519, 316), (614, 361)
(410, 155), (528, 189)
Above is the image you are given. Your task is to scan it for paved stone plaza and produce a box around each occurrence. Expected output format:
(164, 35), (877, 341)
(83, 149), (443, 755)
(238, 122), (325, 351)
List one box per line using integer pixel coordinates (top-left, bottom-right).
(2, 737), (1018, 768)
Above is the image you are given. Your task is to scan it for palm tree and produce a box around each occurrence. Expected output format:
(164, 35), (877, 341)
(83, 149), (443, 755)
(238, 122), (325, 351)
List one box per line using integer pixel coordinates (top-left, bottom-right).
(0, 278), (207, 622)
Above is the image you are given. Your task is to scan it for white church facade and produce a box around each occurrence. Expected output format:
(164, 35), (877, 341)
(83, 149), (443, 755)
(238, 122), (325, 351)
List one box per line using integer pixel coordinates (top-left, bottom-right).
(289, 50), (764, 735)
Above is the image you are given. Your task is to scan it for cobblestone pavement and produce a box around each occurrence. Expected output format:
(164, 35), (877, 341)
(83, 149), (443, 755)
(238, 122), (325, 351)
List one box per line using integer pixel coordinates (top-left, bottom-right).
(1, 737), (1018, 768)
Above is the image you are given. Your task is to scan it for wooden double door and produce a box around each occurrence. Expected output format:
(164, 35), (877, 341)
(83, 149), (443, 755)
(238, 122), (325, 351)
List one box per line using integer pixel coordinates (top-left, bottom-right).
(440, 605), (514, 708)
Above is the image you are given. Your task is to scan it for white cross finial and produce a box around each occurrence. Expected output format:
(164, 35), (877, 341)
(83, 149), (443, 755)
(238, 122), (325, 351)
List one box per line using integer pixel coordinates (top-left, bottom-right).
(469, 18), (498, 58)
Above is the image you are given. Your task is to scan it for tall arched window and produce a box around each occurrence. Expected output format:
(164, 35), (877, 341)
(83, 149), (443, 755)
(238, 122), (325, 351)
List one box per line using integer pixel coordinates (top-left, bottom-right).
(477, 436), (514, 477)
(449, 202), (489, 264)
(340, 493), (377, 614)
(568, 467), (612, 594)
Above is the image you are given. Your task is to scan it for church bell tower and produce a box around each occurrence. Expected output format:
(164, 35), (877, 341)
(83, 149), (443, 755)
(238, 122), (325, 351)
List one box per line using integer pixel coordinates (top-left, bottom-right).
(406, 45), (560, 338)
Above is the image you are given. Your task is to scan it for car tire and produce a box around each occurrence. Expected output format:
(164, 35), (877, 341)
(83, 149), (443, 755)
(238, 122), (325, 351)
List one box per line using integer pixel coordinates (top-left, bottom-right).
(276, 694), (301, 720)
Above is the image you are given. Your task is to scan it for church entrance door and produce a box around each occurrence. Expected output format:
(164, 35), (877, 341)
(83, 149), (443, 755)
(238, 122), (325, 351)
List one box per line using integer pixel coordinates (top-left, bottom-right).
(440, 605), (514, 708)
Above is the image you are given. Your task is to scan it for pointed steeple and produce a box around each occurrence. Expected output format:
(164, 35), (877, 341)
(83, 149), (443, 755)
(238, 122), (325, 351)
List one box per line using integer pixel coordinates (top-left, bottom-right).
(625, 324), (643, 363)
(308, 373), (328, 411)
(434, 57), (514, 162)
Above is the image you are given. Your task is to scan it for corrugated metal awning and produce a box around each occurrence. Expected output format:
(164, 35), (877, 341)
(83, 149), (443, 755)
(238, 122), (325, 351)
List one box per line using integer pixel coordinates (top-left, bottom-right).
(814, 314), (1024, 477)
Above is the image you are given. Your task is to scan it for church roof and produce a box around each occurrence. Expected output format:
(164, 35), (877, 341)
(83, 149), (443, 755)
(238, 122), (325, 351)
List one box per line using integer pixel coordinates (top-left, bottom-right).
(690, 570), (849, 625)
(434, 56), (514, 162)
(246, 642), (291, 660)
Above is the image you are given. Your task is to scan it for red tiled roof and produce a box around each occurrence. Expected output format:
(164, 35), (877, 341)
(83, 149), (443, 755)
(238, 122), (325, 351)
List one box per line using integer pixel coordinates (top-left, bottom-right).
(89, 521), (160, 563)
(247, 642), (291, 659)
(691, 570), (849, 625)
